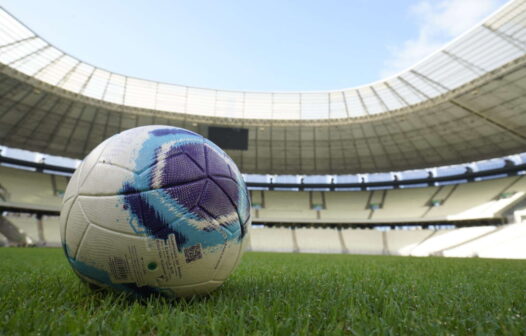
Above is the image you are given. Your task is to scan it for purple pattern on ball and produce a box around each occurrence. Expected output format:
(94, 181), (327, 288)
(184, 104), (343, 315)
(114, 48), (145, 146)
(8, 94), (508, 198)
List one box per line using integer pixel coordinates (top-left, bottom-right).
(122, 128), (248, 245)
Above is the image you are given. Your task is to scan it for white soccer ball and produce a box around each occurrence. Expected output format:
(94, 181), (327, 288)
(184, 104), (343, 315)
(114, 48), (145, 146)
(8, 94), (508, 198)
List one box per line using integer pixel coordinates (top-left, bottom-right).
(60, 126), (251, 298)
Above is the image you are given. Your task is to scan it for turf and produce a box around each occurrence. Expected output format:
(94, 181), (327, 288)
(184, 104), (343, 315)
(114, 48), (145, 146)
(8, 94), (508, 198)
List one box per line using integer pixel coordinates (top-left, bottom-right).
(0, 249), (525, 335)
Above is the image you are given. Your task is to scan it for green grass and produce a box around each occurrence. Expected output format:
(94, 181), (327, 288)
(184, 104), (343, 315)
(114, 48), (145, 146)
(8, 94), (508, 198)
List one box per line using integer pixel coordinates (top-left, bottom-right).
(0, 249), (525, 335)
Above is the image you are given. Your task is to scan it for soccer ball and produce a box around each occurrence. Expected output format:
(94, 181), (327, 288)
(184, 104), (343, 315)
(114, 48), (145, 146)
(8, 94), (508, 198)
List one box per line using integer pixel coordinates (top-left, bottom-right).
(59, 126), (251, 298)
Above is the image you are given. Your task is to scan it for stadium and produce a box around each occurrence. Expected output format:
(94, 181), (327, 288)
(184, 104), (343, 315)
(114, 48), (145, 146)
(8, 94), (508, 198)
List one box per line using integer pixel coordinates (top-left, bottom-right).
(0, 0), (525, 334)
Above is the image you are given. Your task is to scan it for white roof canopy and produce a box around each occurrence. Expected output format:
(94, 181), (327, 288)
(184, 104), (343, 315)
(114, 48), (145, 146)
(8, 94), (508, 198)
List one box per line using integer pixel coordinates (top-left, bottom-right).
(0, 0), (524, 121)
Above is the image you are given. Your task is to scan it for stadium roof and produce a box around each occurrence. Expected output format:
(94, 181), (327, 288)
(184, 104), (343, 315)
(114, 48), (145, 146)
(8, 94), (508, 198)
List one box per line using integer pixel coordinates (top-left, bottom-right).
(0, 0), (525, 174)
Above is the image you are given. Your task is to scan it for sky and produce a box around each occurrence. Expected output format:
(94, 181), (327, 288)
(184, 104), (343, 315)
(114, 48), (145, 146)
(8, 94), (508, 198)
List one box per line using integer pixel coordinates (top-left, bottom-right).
(0, 0), (508, 92)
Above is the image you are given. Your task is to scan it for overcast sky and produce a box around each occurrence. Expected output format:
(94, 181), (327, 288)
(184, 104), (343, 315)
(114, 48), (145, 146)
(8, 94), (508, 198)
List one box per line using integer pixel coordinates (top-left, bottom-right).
(1, 0), (508, 91)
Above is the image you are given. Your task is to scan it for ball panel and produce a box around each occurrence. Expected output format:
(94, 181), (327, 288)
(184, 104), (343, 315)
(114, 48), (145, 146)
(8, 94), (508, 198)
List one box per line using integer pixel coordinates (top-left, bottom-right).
(212, 238), (245, 281)
(59, 197), (75, 245)
(197, 179), (238, 222)
(125, 126), (204, 174)
(153, 151), (207, 188)
(63, 165), (81, 204)
(163, 180), (208, 211)
(77, 139), (109, 190)
(79, 163), (136, 196)
(63, 200), (91, 258)
(77, 195), (137, 235)
(204, 144), (233, 178)
(97, 126), (158, 174)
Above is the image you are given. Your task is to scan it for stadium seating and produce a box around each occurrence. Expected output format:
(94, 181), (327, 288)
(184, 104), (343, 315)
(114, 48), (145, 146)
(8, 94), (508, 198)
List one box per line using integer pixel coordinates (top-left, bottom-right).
(340, 229), (384, 255)
(385, 229), (435, 256)
(425, 178), (522, 219)
(2, 165), (525, 224)
(1, 165), (526, 258)
(323, 191), (371, 220)
(0, 166), (65, 210)
(252, 175), (526, 223)
(248, 227), (295, 252)
(295, 227), (342, 254)
(1, 213), (61, 246)
(5, 214), (40, 243)
(247, 223), (526, 259)
(405, 226), (497, 256)
(371, 187), (436, 219)
(443, 223), (526, 259)
(257, 191), (317, 220)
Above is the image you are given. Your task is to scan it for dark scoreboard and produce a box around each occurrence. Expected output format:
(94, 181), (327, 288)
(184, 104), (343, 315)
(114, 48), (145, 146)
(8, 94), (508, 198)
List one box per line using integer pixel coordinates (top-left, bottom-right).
(208, 126), (249, 150)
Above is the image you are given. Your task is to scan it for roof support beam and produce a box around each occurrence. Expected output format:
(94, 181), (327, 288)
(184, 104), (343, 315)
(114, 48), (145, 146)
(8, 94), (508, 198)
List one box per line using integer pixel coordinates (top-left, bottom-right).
(335, 124), (352, 171)
(269, 125), (274, 171)
(370, 86), (389, 112)
(410, 70), (449, 93)
(327, 123), (333, 172)
(0, 80), (24, 106)
(312, 126), (317, 172)
(284, 127), (288, 171)
(402, 113), (448, 162)
(442, 51), (487, 75)
(32, 53), (65, 78)
(355, 92), (390, 170)
(450, 99), (526, 144)
(397, 76), (430, 99)
(445, 51), (526, 98)
(371, 86), (418, 167)
(40, 101), (75, 153)
(0, 86), (34, 120)
(341, 91), (350, 118)
(63, 105), (88, 153)
(356, 89), (370, 116)
(56, 60), (81, 87)
(255, 123), (259, 172)
(0, 36), (36, 51)
(78, 66), (96, 95)
(19, 97), (62, 147)
(7, 45), (50, 67)
(0, 92), (49, 143)
(482, 24), (526, 52)
(384, 82), (409, 107)
(101, 73), (112, 101)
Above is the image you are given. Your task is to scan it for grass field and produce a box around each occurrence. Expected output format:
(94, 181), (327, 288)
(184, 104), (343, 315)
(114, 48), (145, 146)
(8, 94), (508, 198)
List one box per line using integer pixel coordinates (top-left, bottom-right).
(0, 248), (525, 335)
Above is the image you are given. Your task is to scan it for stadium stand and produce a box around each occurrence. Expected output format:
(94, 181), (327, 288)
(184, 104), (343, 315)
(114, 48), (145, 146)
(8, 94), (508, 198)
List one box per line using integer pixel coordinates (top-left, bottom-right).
(385, 229), (435, 256)
(1, 164), (526, 254)
(246, 223), (526, 259)
(340, 229), (384, 255)
(409, 226), (498, 256)
(257, 191), (317, 220)
(323, 192), (371, 220)
(252, 176), (526, 223)
(1, 213), (61, 246)
(371, 187), (436, 220)
(295, 228), (342, 254)
(0, 165), (64, 246)
(0, 214), (33, 246)
(443, 223), (526, 259)
(0, 165), (64, 210)
(425, 178), (522, 219)
(248, 227), (295, 253)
